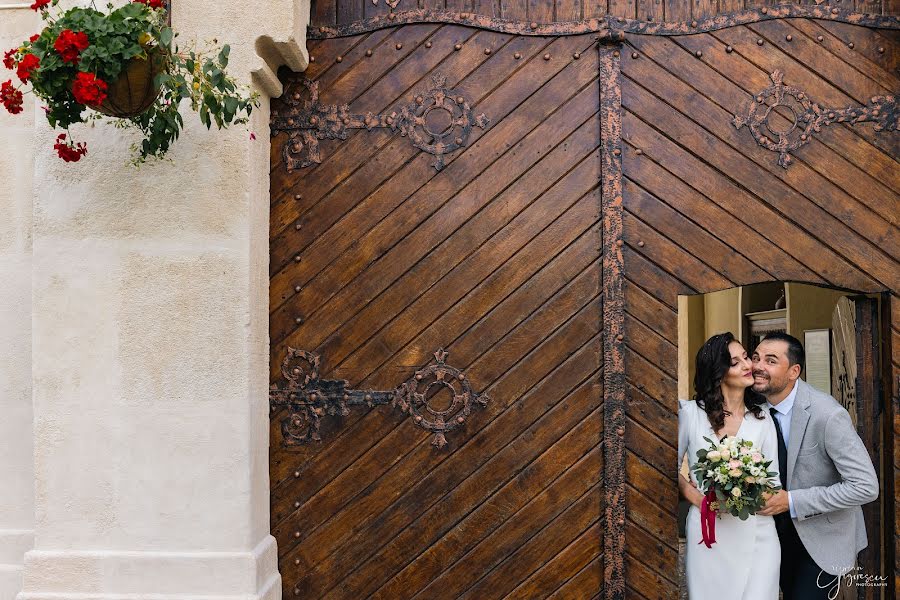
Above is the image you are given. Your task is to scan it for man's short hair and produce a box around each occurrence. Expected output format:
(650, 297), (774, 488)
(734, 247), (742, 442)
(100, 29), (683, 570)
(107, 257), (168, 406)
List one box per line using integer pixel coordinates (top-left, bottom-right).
(761, 331), (805, 373)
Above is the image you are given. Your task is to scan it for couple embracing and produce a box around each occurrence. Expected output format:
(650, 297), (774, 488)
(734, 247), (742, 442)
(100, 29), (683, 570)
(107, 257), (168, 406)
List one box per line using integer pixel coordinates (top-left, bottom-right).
(678, 331), (879, 600)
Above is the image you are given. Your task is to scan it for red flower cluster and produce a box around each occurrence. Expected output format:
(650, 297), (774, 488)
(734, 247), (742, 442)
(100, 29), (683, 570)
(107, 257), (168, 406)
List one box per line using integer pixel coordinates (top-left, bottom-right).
(133, 0), (165, 8)
(1, 80), (23, 114)
(53, 134), (87, 162)
(54, 29), (89, 64)
(2, 49), (15, 71)
(29, 34), (40, 43)
(30, 0), (50, 10)
(16, 53), (39, 83)
(71, 71), (108, 106)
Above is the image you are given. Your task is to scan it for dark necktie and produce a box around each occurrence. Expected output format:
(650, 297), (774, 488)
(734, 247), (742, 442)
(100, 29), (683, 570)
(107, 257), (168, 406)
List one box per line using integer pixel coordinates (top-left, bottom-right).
(769, 407), (788, 490)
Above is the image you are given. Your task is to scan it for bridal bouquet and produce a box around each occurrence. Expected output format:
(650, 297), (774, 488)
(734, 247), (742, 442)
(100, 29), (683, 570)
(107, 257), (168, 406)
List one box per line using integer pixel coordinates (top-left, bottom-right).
(692, 436), (780, 547)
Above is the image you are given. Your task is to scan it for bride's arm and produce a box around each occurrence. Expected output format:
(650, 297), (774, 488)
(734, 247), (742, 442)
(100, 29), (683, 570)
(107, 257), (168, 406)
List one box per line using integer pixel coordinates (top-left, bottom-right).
(678, 400), (704, 508)
(679, 473), (704, 508)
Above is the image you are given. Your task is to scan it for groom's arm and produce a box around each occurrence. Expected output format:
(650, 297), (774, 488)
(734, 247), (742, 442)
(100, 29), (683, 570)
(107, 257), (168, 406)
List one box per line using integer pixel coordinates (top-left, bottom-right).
(790, 408), (878, 522)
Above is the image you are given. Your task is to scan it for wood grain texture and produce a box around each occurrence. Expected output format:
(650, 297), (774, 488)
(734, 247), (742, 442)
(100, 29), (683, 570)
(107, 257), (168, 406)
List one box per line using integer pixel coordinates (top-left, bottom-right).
(271, 30), (602, 599)
(272, 17), (899, 600)
(620, 30), (898, 599)
(311, 0), (900, 28)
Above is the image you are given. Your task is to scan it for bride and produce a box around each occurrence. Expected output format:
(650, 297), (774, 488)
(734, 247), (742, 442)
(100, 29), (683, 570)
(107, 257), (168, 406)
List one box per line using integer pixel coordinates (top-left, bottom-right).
(678, 332), (781, 599)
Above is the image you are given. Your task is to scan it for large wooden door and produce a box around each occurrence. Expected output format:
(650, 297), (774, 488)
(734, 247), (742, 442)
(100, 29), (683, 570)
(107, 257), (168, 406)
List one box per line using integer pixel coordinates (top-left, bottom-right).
(269, 26), (604, 599)
(617, 17), (898, 600)
(268, 3), (899, 599)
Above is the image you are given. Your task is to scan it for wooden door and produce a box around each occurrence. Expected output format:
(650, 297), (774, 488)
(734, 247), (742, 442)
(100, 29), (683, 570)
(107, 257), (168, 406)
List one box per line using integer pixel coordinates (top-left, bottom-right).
(269, 26), (604, 599)
(268, 3), (900, 599)
(618, 18), (898, 600)
(833, 295), (885, 599)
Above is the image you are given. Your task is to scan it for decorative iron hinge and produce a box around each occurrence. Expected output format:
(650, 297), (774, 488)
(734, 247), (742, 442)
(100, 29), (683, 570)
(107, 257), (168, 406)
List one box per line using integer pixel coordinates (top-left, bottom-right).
(733, 70), (897, 168)
(271, 74), (489, 172)
(269, 347), (490, 449)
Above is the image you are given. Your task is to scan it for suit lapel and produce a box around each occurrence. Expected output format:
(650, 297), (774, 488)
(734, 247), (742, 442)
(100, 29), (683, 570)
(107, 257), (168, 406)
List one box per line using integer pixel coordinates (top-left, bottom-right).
(786, 380), (811, 487)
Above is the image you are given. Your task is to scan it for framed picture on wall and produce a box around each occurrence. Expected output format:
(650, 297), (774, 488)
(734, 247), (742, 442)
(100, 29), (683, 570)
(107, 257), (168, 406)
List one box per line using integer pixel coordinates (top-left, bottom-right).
(804, 328), (832, 395)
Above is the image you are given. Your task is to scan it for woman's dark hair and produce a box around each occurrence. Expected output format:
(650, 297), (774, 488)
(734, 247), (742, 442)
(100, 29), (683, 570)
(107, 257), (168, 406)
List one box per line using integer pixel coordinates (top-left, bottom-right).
(693, 332), (766, 434)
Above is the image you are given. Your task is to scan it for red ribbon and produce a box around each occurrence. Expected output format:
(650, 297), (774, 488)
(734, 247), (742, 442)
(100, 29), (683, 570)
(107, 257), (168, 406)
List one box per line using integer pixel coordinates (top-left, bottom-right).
(699, 489), (717, 548)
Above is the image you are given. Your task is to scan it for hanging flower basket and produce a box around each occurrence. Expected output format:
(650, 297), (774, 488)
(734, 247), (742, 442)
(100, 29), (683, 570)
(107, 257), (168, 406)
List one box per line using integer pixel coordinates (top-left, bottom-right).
(1, 0), (259, 164)
(91, 48), (166, 118)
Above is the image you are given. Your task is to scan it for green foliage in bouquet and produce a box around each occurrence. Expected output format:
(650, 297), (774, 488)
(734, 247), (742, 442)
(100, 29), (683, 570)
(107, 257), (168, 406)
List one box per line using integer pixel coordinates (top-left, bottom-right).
(693, 436), (781, 521)
(1, 0), (259, 163)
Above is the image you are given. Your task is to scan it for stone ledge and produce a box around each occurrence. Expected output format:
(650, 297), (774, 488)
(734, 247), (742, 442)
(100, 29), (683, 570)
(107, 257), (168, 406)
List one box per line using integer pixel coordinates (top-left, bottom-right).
(18, 537), (279, 599)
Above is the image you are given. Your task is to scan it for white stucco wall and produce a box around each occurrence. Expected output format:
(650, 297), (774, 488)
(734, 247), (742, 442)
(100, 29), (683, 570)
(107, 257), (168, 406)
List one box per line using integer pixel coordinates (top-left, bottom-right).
(0, 6), (37, 599)
(0, 0), (309, 598)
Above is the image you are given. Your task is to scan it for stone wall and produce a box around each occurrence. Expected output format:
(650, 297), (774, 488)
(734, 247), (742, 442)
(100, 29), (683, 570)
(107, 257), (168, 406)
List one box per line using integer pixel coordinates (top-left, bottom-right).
(0, 1), (309, 598)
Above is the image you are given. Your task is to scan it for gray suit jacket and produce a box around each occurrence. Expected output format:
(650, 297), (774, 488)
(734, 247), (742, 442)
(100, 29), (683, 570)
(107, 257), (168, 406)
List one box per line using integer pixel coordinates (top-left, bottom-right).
(786, 379), (879, 575)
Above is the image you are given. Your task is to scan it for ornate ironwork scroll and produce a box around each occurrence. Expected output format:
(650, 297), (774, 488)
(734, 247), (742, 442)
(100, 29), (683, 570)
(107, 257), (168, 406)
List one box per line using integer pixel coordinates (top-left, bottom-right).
(734, 70), (898, 168)
(269, 348), (490, 448)
(271, 74), (489, 172)
(307, 7), (900, 40)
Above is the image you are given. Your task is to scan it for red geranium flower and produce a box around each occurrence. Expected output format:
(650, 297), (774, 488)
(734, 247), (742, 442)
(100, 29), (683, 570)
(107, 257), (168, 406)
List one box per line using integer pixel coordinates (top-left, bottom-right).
(71, 71), (108, 106)
(30, 0), (50, 10)
(54, 29), (89, 64)
(133, 0), (165, 8)
(29, 34), (40, 43)
(15, 53), (39, 83)
(1, 80), (23, 114)
(2, 49), (16, 71)
(53, 134), (87, 162)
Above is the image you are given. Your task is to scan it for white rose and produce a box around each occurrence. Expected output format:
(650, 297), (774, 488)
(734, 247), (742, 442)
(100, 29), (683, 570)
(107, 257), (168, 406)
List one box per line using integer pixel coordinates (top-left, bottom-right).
(707, 450), (722, 462)
(720, 450), (731, 460)
(731, 487), (742, 497)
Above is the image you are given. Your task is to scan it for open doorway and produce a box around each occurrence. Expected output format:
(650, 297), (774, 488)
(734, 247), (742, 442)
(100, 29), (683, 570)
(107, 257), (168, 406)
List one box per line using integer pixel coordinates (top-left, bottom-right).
(676, 282), (891, 600)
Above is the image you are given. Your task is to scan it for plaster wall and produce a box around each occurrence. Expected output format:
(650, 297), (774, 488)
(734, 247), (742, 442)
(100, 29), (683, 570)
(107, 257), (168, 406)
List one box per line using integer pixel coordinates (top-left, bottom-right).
(0, 6), (38, 599)
(0, 0), (310, 597)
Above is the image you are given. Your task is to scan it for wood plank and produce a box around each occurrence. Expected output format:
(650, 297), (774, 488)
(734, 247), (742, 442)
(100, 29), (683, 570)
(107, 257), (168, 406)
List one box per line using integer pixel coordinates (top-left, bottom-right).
(624, 250), (686, 309)
(625, 312), (677, 376)
(271, 36), (600, 354)
(709, 25), (898, 157)
(626, 414), (677, 478)
(280, 301), (601, 592)
(312, 117), (601, 374)
(369, 401), (602, 599)
(503, 521), (601, 599)
(621, 107), (884, 292)
(556, 0), (582, 20)
(337, 0), (364, 24)
(272, 217), (600, 501)
(625, 552), (678, 600)
(459, 487), (600, 599)
(626, 483), (678, 546)
(621, 146), (820, 285)
(547, 555), (603, 599)
(625, 283), (677, 346)
(608, 0), (637, 19)
(623, 178), (772, 285)
(501, 0), (529, 20)
(584, 0), (608, 18)
(342, 393), (600, 599)
(623, 37), (900, 260)
(528, 0), (555, 22)
(636, 0), (663, 22)
(624, 347), (676, 406)
(625, 520), (677, 584)
(412, 481), (602, 598)
(624, 210), (731, 292)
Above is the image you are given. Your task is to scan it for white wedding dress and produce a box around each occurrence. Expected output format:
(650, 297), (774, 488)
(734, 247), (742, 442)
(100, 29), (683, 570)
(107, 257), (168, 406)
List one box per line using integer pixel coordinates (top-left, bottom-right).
(678, 399), (781, 600)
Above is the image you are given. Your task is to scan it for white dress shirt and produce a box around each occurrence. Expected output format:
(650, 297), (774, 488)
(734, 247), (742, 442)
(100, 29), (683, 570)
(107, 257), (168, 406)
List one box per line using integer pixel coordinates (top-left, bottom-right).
(767, 381), (799, 518)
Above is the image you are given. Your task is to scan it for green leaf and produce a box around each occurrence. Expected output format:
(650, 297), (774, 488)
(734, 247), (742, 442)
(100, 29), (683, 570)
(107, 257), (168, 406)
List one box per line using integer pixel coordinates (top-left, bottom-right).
(160, 27), (173, 47)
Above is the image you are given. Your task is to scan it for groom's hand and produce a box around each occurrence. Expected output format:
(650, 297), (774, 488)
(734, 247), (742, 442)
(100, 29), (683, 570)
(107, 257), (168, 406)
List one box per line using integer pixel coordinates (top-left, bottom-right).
(758, 490), (790, 516)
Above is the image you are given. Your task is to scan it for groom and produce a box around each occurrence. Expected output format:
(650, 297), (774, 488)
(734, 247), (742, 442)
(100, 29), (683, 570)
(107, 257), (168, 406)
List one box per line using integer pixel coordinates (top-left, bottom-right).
(753, 332), (879, 600)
